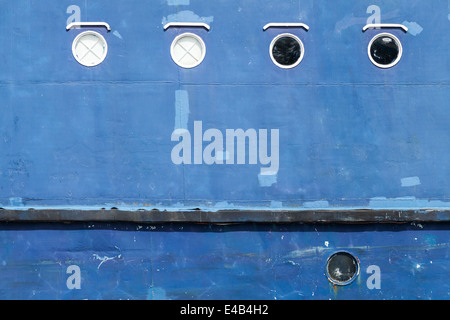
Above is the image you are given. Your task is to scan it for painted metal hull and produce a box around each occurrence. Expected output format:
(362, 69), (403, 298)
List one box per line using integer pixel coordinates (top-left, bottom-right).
(0, 0), (449, 299)
(0, 222), (448, 300)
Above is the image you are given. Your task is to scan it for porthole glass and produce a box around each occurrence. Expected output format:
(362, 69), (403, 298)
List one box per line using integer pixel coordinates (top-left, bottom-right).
(170, 32), (206, 69)
(72, 31), (108, 67)
(326, 251), (360, 286)
(270, 33), (304, 69)
(368, 33), (402, 68)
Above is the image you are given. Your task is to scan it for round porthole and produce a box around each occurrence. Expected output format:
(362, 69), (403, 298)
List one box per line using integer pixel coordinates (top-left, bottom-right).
(325, 251), (360, 286)
(270, 33), (304, 69)
(368, 33), (402, 68)
(170, 32), (206, 69)
(72, 31), (108, 67)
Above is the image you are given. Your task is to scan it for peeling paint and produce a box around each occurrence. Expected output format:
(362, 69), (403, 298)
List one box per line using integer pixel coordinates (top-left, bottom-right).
(147, 287), (167, 300)
(174, 90), (190, 130)
(368, 197), (450, 209)
(9, 197), (23, 207)
(213, 201), (234, 209)
(258, 173), (277, 187)
(270, 201), (283, 208)
(401, 176), (421, 187)
(167, 0), (190, 5)
(162, 10), (214, 26)
(303, 200), (330, 209)
(402, 20), (423, 36)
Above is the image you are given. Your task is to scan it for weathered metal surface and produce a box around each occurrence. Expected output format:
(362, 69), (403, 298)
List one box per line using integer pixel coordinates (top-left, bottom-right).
(0, 208), (449, 224)
(0, 0), (448, 217)
(0, 0), (449, 300)
(0, 222), (448, 300)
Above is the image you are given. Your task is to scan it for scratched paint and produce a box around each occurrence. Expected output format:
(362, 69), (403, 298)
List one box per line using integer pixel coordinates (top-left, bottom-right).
(258, 173), (278, 187)
(0, 0), (449, 300)
(174, 90), (190, 130)
(0, 222), (447, 299)
(112, 30), (123, 39)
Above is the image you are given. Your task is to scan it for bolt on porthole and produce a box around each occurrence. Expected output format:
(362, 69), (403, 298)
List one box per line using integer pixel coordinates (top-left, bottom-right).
(363, 23), (408, 69)
(325, 251), (360, 286)
(263, 23), (309, 69)
(164, 22), (210, 69)
(66, 22), (111, 67)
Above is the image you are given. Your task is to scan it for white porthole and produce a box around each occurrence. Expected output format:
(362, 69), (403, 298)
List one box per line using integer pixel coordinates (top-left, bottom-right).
(170, 32), (206, 69)
(367, 33), (402, 69)
(72, 31), (108, 67)
(269, 33), (304, 69)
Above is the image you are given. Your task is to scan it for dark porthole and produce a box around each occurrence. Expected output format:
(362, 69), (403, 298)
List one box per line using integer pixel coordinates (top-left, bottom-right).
(325, 251), (360, 286)
(270, 33), (304, 69)
(368, 33), (402, 68)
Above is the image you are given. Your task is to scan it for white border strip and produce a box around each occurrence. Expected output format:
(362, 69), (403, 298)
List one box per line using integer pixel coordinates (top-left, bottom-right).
(363, 23), (408, 32)
(263, 23), (310, 31)
(164, 22), (210, 31)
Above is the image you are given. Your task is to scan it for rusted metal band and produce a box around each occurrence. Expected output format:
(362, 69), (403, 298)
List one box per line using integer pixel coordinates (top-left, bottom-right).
(0, 208), (449, 224)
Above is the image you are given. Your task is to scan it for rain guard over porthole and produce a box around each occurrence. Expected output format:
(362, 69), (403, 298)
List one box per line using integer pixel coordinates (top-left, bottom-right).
(67, 22), (110, 67)
(263, 23), (309, 69)
(164, 22), (210, 69)
(363, 23), (408, 69)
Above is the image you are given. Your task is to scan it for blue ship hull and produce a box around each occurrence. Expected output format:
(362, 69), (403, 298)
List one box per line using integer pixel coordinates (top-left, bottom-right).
(0, 0), (449, 299)
(0, 222), (448, 300)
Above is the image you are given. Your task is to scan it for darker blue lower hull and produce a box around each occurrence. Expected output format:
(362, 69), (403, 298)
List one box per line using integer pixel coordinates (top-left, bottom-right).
(0, 221), (448, 300)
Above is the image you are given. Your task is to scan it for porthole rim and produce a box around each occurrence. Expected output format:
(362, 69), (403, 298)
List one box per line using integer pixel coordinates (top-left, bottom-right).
(170, 32), (206, 69)
(269, 32), (305, 69)
(325, 250), (360, 286)
(72, 30), (108, 67)
(367, 32), (403, 69)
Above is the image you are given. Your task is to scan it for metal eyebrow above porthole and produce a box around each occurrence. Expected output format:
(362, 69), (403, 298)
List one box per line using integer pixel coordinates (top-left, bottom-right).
(164, 22), (210, 69)
(66, 22), (112, 31)
(66, 21), (111, 67)
(164, 22), (210, 31)
(363, 23), (408, 69)
(263, 23), (310, 69)
(263, 23), (309, 32)
(362, 23), (408, 33)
